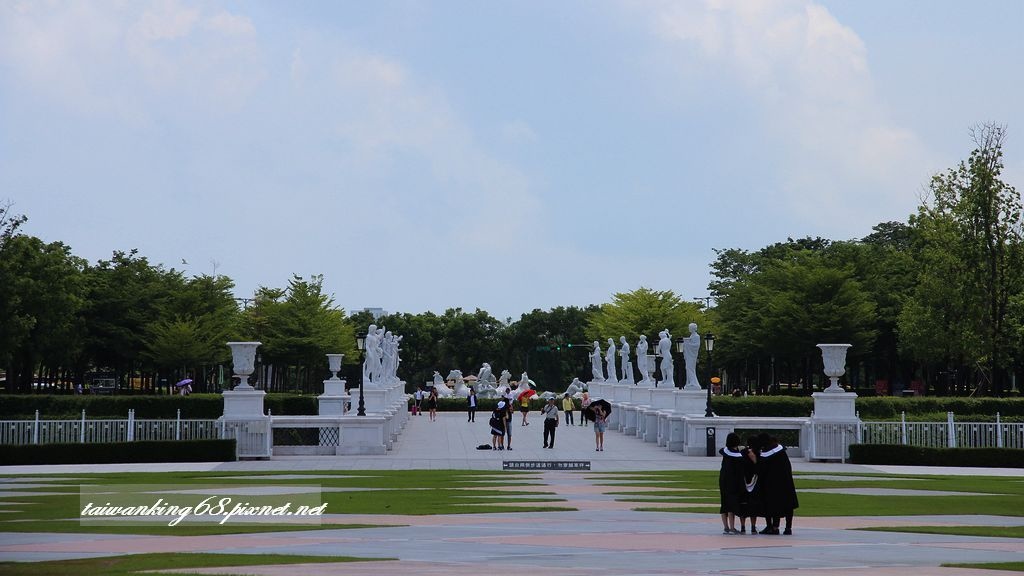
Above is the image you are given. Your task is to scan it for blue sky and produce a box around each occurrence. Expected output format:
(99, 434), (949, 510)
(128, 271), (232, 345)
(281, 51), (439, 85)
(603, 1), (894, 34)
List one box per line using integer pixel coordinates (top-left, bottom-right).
(2, 0), (1022, 321)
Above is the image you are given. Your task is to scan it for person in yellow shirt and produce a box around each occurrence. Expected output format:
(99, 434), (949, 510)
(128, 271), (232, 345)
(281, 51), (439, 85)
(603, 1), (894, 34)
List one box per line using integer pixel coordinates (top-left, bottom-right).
(561, 394), (576, 426)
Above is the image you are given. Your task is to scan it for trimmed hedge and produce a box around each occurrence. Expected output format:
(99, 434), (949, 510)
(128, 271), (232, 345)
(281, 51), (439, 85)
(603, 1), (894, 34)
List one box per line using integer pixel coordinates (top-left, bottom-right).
(0, 439), (237, 465)
(3, 392), (1022, 420)
(0, 394), (318, 419)
(848, 443), (1024, 468)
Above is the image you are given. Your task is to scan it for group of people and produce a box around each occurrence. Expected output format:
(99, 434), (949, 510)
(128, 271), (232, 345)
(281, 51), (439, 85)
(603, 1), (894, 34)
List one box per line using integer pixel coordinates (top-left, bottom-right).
(412, 386), (439, 421)
(718, 432), (799, 535)
(485, 390), (608, 451)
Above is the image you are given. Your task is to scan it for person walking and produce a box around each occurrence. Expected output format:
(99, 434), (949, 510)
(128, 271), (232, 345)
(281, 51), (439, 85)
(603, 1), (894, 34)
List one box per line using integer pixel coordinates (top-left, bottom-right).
(561, 394), (575, 426)
(427, 387), (438, 422)
(490, 402), (506, 450)
(579, 391), (590, 426)
(519, 393), (531, 426)
(757, 434), (799, 535)
(541, 397), (559, 448)
(592, 405), (606, 451)
(718, 432), (747, 535)
(413, 387), (424, 416)
(467, 387), (477, 422)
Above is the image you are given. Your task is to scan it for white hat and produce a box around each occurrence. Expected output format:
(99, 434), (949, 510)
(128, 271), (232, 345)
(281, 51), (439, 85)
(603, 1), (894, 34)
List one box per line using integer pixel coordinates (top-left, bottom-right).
(497, 401), (506, 409)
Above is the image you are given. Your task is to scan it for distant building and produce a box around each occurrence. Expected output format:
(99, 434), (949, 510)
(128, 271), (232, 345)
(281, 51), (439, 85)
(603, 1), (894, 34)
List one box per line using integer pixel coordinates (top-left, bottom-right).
(356, 307), (387, 320)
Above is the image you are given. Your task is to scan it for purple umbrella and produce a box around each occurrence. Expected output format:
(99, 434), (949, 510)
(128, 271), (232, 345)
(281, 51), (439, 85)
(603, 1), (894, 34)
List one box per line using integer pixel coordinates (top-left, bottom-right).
(175, 378), (193, 387)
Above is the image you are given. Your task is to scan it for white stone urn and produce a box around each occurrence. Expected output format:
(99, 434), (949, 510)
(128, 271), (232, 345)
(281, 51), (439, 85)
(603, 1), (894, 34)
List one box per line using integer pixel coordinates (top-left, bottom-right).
(326, 354), (344, 380)
(817, 344), (852, 393)
(227, 342), (262, 390)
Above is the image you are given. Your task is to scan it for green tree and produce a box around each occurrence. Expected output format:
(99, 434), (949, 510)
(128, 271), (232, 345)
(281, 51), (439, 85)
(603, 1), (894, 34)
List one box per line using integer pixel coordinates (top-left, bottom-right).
(899, 124), (1023, 394)
(587, 288), (704, 344)
(0, 235), (86, 392)
(242, 275), (354, 389)
(714, 249), (877, 391)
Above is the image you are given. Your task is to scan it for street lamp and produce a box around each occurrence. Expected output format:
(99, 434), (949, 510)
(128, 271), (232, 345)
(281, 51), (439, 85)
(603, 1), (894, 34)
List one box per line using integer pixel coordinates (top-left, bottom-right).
(674, 337), (686, 389)
(356, 331), (367, 416)
(704, 332), (716, 417)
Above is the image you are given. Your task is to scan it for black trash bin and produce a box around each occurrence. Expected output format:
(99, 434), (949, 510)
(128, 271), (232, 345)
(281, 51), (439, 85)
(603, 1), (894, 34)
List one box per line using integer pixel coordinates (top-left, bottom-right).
(706, 426), (716, 456)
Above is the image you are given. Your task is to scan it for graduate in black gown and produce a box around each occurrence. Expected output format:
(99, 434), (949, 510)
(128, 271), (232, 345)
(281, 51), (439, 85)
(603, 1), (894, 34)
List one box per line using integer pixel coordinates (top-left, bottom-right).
(739, 434), (762, 534)
(756, 433), (799, 535)
(718, 432), (747, 534)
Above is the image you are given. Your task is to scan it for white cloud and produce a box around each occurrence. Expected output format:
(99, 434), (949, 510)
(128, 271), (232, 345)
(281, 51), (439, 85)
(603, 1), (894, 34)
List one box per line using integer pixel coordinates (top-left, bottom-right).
(0, 1), (264, 118)
(642, 0), (932, 233)
(501, 119), (538, 144)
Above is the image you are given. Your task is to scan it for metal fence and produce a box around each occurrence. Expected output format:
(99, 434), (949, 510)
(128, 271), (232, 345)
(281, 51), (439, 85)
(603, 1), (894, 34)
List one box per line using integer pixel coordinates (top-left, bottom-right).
(861, 412), (1023, 450)
(810, 412), (1024, 461)
(0, 410), (220, 445)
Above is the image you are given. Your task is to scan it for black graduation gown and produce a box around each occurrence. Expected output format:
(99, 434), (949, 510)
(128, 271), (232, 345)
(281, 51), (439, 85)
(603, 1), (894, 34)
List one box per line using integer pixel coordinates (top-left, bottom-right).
(758, 444), (799, 517)
(718, 447), (747, 514)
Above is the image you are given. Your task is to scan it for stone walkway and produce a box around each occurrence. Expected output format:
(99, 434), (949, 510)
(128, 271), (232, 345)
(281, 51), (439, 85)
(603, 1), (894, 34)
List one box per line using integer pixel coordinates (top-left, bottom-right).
(0, 411), (1022, 574)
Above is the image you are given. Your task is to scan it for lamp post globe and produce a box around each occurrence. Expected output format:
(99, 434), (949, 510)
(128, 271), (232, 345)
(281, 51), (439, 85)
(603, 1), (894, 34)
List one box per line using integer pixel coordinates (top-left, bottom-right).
(704, 332), (715, 417)
(356, 332), (367, 416)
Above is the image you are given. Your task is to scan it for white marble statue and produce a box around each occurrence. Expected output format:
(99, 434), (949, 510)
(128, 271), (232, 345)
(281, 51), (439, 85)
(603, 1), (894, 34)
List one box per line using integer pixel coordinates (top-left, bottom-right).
(478, 363), (493, 385)
(683, 322), (701, 390)
(657, 329), (674, 386)
(589, 341), (604, 382)
(619, 336), (631, 383)
(605, 338), (617, 382)
(636, 335), (652, 384)
(432, 371), (444, 388)
(381, 331), (397, 384)
(511, 372), (534, 400)
(563, 377), (585, 399)
(498, 369), (511, 387)
(363, 324), (381, 385)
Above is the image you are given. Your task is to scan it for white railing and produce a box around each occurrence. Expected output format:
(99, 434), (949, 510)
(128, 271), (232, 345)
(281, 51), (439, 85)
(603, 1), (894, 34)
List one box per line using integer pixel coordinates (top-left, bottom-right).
(0, 410), (220, 445)
(808, 422), (859, 462)
(859, 412), (1024, 450)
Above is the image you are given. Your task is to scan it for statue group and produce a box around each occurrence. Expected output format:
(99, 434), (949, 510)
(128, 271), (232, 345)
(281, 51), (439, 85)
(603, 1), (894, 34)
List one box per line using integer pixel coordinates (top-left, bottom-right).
(362, 324), (404, 387)
(590, 323), (703, 388)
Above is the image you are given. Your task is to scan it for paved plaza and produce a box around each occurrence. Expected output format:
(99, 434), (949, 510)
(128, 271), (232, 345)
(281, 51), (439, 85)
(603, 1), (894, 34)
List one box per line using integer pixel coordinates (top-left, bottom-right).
(1, 411), (1022, 575)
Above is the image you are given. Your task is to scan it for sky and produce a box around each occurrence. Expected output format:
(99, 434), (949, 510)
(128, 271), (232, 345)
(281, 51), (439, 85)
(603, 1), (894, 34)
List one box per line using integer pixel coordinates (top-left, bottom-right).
(2, 0), (1022, 321)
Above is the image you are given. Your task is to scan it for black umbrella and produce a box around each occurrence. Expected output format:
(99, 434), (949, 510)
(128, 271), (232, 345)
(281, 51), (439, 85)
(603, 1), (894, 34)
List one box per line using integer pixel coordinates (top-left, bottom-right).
(583, 398), (612, 422)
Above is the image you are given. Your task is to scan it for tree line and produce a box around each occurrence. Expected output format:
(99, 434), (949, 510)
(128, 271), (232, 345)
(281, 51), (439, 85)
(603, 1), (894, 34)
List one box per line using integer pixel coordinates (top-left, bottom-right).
(1, 125), (1020, 396)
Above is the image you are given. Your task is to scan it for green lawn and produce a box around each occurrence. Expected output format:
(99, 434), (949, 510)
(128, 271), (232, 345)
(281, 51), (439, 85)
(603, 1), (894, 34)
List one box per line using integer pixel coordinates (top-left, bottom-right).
(942, 562), (1024, 572)
(0, 553), (377, 576)
(0, 470), (569, 535)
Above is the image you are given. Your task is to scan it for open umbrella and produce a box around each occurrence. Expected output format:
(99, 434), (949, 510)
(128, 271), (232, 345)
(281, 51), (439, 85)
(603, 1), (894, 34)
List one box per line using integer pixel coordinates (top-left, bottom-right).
(517, 389), (537, 401)
(175, 378), (193, 388)
(583, 398), (612, 422)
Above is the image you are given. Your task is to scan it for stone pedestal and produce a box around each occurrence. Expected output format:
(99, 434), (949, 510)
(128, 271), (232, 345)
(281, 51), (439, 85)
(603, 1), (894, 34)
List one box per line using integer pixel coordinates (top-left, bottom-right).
(222, 388), (267, 417)
(337, 415), (387, 455)
(362, 388), (389, 413)
(318, 379), (350, 417)
(674, 389), (707, 415)
(812, 391), (858, 420)
(649, 388), (675, 410)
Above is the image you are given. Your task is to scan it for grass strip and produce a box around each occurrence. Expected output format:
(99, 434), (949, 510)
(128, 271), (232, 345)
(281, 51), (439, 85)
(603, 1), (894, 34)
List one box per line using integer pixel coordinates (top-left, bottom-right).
(859, 525), (1024, 539)
(941, 562), (1024, 572)
(0, 552), (380, 576)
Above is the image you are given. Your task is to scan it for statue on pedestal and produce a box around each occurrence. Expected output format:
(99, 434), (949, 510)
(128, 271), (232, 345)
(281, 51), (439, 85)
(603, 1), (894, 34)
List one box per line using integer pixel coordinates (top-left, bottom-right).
(636, 335), (651, 383)
(605, 338), (617, 382)
(657, 329), (674, 386)
(683, 322), (701, 390)
(589, 341), (604, 382)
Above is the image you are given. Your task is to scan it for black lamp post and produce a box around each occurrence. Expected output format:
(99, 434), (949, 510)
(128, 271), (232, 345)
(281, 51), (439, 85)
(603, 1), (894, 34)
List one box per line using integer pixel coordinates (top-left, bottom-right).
(704, 332), (716, 417)
(674, 337), (686, 389)
(356, 332), (367, 416)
